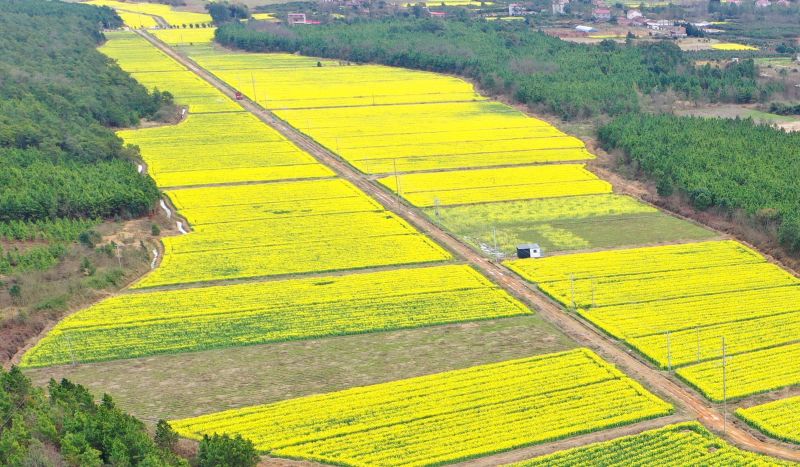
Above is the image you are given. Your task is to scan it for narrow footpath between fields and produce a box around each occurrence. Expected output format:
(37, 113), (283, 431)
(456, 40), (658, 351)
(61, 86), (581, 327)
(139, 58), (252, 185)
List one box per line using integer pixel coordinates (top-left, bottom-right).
(136, 30), (800, 463)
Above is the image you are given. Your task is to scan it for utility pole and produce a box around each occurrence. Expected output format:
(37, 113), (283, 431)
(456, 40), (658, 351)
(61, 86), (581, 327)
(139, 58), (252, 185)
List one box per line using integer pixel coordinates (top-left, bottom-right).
(722, 336), (728, 435)
(666, 331), (672, 371)
(66, 335), (76, 367)
(591, 278), (596, 308)
(697, 326), (701, 363)
(250, 72), (257, 103)
(492, 226), (499, 261)
(393, 159), (401, 204)
(570, 274), (576, 310)
(434, 197), (441, 220)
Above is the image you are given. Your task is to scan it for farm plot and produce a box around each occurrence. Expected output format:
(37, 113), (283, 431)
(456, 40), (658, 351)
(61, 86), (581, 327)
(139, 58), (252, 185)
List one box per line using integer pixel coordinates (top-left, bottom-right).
(134, 179), (451, 288)
(507, 240), (800, 400)
(87, 0), (212, 26)
(276, 102), (593, 173)
(152, 27), (216, 45)
(189, 50), (482, 108)
(187, 47), (595, 173)
(118, 112), (331, 187)
(170, 349), (672, 466)
(115, 11), (158, 28)
(425, 195), (714, 254)
(515, 422), (791, 466)
(677, 343), (800, 401)
(737, 396), (800, 444)
(102, 32), (240, 113)
(22, 265), (528, 367)
(378, 165), (611, 207)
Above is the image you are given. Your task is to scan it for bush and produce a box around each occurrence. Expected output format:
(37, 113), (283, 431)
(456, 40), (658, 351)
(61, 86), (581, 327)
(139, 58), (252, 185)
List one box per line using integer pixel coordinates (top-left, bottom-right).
(198, 434), (259, 467)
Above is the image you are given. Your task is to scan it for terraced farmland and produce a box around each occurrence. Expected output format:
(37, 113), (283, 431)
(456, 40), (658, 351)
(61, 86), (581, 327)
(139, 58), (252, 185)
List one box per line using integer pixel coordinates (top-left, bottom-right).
(171, 349), (672, 466)
(515, 422), (791, 466)
(508, 240), (800, 400)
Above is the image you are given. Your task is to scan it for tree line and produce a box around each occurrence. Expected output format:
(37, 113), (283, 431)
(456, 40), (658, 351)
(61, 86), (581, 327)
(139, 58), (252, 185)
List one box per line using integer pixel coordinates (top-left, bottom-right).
(215, 19), (777, 120)
(0, 0), (166, 228)
(598, 113), (800, 251)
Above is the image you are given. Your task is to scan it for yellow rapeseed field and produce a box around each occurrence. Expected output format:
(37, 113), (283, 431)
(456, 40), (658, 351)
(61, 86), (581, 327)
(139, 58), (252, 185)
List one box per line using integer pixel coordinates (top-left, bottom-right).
(187, 50), (595, 173)
(712, 42), (758, 51)
(737, 396), (800, 444)
(508, 240), (800, 400)
(133, 180), (451, 288)
(170, 349), (672, 466)
(22, 265), (528, 367)
(115, 11), (158, 28)
(152, 27), (216, 45)
(87, 0), (212, 26)
(378, 164), (612, 206)
(516, 422), (791, 466)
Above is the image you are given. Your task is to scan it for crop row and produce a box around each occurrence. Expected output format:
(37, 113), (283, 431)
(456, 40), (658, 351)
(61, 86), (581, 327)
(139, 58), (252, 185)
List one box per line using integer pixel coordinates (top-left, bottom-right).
(170, 349), (672, 466)
(378, 164), (611, 207)
(516, 422), (790, 466)
(736, 396), (800, 445)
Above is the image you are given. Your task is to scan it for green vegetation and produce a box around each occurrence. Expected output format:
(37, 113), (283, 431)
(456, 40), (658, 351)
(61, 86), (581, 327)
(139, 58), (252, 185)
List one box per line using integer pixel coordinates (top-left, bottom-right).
(198, 434), (258, 467)
(426, 196), (714, 255)
(216, 19), (774, 120)
(599, 114), (800, 251)
(0, 366), (186, 466)
(0, 0), (166, 225)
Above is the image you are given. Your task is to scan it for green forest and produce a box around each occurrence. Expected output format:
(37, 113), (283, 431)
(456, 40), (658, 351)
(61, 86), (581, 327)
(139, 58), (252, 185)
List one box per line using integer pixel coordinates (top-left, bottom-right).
(216, 19), (777, 120)
(0, 0), (165, 225)
(0, 367), (259, 466)
(599, 114), (800, 251)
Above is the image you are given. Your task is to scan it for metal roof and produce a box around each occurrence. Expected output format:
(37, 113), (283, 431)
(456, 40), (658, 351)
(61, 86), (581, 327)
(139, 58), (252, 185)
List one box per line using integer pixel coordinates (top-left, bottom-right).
(517, 243), (540, 249)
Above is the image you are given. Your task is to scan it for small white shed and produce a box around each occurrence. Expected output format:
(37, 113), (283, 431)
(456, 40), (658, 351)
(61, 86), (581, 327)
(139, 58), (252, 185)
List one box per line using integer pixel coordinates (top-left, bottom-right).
(516, 243), (542, 259)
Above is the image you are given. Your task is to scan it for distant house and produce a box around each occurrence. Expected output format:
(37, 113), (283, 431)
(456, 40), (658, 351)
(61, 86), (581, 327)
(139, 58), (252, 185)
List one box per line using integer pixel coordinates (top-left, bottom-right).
(626, 9), (642, 19)
(576, 24), (596, 33)
(755, 0), (771, 7)
(287, 13), (307, 24)
(593, 8), (611, 20)
(552, 0), (570, 15)
(508, 3), (527, 15)
(777, 0), (791, 5)
(430, 10), (446, 17)
(517, 244), (542, 259)
(647, 19), (672, 30)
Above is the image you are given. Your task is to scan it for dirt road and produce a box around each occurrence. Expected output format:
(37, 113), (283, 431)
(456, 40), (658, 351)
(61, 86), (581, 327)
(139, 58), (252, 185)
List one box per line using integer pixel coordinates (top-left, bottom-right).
(137, 30), (800, 462)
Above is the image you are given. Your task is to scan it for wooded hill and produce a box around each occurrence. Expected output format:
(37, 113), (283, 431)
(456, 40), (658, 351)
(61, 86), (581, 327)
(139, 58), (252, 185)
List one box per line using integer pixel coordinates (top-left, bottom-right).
(0, 0), (166, 225)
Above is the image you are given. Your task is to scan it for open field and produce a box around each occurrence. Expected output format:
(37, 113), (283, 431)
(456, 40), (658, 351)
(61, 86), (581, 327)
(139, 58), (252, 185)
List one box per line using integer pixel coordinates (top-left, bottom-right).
(737, 396), (800, 444)
(378, 165), (611, 207)
(507, 240), (800, 401)
(86, 0), (212, 26)
(515, 422), (791, 466)
(170, 349), (672, 465)
(133, 180), (451, 288)
(24, 315), (575, 420)
(425, 195), (715, 254)
(21, 265), (528, 367)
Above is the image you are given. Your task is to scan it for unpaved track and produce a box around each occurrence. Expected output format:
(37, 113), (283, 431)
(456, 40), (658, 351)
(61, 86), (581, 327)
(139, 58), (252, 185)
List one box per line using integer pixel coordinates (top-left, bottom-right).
(137, 31), (800, 462)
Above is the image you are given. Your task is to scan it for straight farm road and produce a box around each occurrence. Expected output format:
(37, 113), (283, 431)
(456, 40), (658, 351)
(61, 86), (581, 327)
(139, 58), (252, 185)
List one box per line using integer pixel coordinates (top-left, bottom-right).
(136, 30), (800, 462)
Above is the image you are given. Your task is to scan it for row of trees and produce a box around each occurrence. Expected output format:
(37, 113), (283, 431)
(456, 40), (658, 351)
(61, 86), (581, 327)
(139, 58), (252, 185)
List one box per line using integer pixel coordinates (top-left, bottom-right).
(0, 367), (260, 466)
(0, 0), (165, 226)
(598, 114), (800, 251)
(215, 19), (777, 120)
